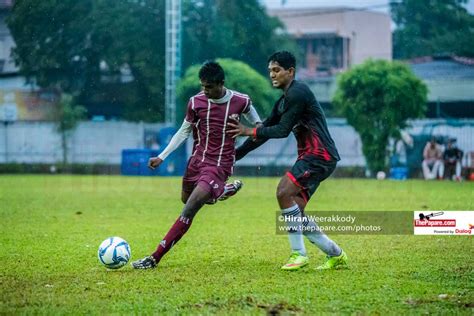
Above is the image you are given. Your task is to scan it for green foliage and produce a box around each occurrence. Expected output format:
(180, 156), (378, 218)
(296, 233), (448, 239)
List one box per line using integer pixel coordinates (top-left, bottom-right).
(56, 95), (87, 134)
(176, 59), (279, 122)
(7, 0), (296, 122)
(55, 94), (86, 164)
(1, 176), (473, 314)
(8, 0), (165, 122)
(391, 0), (474, 58)
(333, 59), (427, 174)
(182, 0), (298, 75)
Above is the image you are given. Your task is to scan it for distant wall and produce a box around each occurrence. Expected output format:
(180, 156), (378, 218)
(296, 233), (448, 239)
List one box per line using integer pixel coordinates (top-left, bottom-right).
(0, 121), (166, 164)
(0, 119), (472, 167)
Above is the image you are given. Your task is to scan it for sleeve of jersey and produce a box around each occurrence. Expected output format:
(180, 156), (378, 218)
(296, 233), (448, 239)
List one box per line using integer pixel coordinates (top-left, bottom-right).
(242, 104), (262, 125)
(184, 99), (196, 123)
(255, 93), (305, 139)
(157, 120), (192, 160)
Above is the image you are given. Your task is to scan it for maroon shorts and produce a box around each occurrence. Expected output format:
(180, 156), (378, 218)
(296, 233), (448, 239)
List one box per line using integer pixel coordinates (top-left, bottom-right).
(182, 157), (232, 200)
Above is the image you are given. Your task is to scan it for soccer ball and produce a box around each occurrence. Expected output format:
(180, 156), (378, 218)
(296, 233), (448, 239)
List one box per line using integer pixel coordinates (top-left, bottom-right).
(376, 171), (386, 180)
(97, 237), (131, 269)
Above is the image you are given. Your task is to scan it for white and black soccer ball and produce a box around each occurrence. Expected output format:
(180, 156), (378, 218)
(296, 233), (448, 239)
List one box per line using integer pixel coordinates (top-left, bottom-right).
(97, 237), (131, 269)
(376, 171), (386, 180)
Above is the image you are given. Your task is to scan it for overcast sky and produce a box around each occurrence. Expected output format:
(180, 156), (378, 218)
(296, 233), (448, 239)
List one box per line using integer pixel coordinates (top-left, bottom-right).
(262, 0), (474, 14)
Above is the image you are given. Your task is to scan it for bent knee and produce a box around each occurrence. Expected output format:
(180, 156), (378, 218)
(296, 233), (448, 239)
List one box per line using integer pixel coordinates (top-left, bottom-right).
(276, 187), (287, 200)
(276, 176), (300, 201)
(181, 192), (190, 204)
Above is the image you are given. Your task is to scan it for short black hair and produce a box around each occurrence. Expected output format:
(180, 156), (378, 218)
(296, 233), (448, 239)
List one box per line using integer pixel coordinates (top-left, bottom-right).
(267, 51), (296, 70)
(199, 61), (225, 84)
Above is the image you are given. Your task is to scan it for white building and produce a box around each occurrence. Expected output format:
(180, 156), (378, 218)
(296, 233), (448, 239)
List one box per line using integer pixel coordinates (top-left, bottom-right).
(267, 7), (392, 77)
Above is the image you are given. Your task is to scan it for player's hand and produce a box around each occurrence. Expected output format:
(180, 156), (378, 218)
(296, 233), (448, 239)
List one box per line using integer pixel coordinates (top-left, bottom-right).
(148, 157), (163, 170)
(227, 121), (252, 138)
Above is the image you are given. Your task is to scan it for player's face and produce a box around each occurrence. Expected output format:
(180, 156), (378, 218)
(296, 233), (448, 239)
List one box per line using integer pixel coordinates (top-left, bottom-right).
(201, 80), (224, 99)
(268, 61), (294, 90)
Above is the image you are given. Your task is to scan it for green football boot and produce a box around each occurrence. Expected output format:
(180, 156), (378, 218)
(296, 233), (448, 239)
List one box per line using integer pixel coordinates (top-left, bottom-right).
(316, 250), (348, 270)
(281, 251), (309, 271)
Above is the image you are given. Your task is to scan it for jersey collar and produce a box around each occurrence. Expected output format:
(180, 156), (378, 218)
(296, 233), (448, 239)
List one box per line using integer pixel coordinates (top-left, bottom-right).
(208, 88), (233, 104)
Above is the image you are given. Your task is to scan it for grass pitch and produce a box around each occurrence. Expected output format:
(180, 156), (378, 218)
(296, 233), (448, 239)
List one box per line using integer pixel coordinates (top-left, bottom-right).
(1, 175), (473, 314)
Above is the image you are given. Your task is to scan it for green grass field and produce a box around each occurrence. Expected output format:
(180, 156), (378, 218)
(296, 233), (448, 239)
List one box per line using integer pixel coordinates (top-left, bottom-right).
(1, 175), (473, 314)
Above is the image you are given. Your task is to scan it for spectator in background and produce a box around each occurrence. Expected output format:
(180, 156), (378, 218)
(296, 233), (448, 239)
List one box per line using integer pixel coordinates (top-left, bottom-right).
(391, 131), (414, 167)
(441, 139), (463, 181)
(422, 137), (443, 180)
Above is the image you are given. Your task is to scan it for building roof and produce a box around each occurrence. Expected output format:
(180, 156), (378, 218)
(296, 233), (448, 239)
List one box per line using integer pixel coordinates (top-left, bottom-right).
(409, 56), (474, 80)
(408, 56), (474, 102)
(267, 6), (389, 18)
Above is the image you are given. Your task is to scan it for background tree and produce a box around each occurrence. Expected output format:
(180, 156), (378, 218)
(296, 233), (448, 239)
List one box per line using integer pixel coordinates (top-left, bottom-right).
(332, 59), (427, 174)
(55, 94), (87, 164)
(176, 59), (278, 123)
(391, 0), (474, 59)
(8, 0), (295, 122)
(8, 0), (165, 122)
(182, 0), (297, 75)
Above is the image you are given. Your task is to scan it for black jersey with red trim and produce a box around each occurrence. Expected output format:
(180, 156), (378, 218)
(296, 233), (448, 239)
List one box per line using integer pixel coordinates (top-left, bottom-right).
(238, 80), (340, 161)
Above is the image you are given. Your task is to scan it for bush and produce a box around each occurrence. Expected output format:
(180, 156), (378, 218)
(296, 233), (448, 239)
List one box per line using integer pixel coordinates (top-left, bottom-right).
(333, 59), (427, 175)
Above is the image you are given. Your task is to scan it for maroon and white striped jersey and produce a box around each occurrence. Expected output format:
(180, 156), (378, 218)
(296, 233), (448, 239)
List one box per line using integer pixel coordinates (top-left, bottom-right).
(185, 89), (252, 168)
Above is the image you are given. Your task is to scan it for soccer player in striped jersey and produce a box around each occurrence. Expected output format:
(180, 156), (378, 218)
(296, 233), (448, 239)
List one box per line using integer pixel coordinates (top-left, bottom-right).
(228, 51), (348, 270)
(132, 61), (262, 269)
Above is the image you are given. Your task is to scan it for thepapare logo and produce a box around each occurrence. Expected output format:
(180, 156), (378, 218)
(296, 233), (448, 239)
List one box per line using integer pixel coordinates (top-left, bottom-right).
(414, 211), (474, 236)
(414, 212), (456, 227)
(418, 212), (443, 220)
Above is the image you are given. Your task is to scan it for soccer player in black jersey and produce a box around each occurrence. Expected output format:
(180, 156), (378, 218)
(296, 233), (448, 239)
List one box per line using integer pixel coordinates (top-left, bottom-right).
(228, 51), (348, 270)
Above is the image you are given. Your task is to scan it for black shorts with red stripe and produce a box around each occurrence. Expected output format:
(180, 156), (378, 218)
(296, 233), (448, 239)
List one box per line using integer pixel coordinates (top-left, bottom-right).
(287, 155), (337, 203)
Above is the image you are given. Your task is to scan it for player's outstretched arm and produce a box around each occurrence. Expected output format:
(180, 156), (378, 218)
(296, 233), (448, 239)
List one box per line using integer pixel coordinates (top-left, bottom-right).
(148, 120), (192, 170)
(255, 99), (304, 139)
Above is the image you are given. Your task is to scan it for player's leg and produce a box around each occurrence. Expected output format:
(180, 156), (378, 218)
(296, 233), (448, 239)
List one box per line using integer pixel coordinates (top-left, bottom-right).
(287, 158), (347, 270)
(181, 190), (191, 204)
(301, 198), (346, 269)
(277, 174), (309, 270)
(294, 195), (307, 211)
(132, 164), (229, 270)
(181, 157), (197, 204)
(132, 184), (211, 269)
(150, 184), (211, 263)
(132, 157), (207, 269)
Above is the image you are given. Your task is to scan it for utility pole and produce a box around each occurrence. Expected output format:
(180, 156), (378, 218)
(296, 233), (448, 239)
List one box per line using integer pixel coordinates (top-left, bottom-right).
(165, 0), (182, 125)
